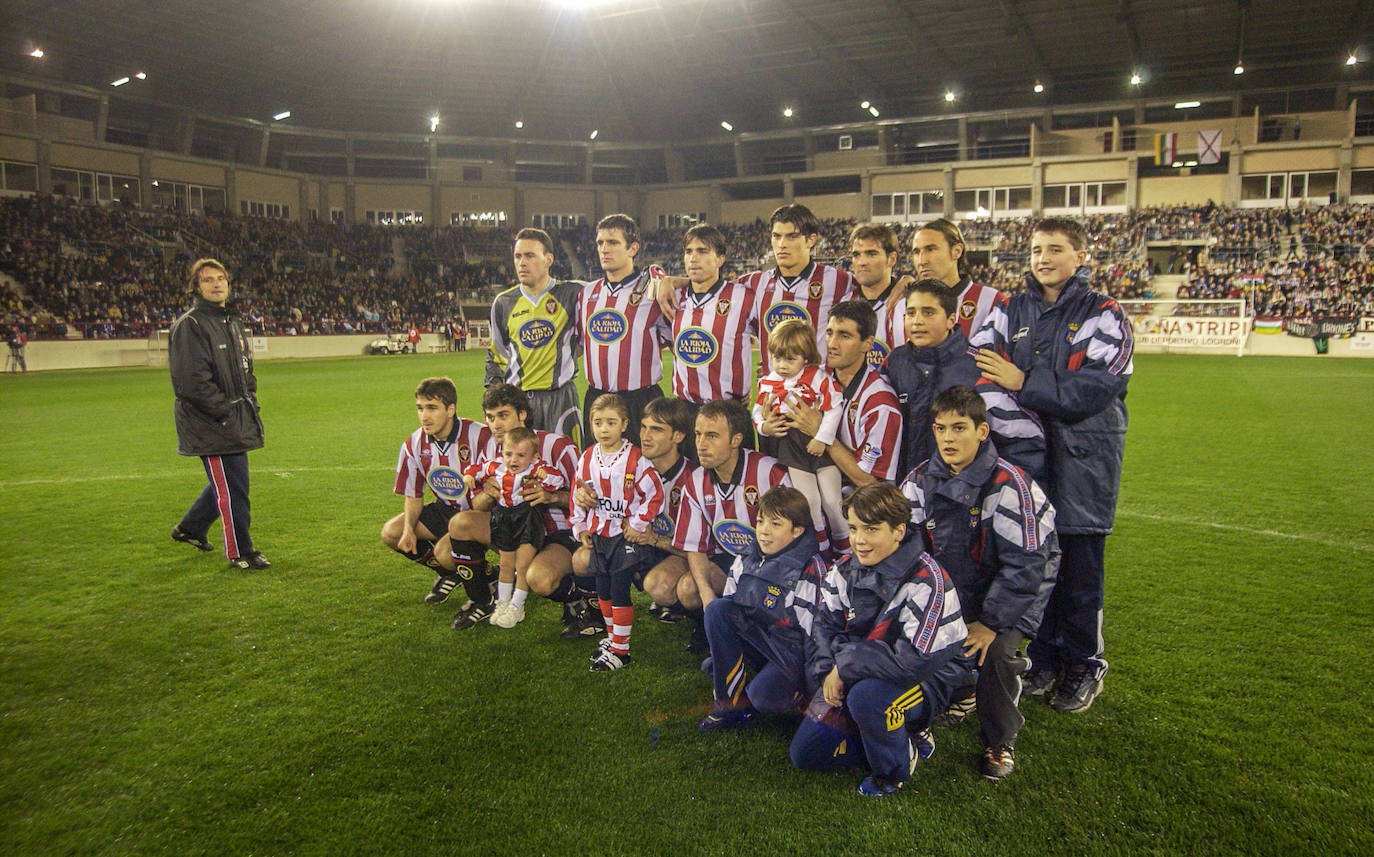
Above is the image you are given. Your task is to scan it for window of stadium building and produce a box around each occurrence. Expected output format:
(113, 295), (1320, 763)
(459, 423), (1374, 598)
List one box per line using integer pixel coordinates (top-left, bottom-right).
(451, 211), (508, 226)
(872, 191), (945, 222)
(150, 180), (224, 214)
(50, 168), (143, 206)
(0, 161), (39, 194)
(366, 210), (423, 225)
(1352, 169), (1374, 202)
(531, 213), (586, 228)
(241, 200), (290, 219)
(657, 213), (706, 228)
(1241, 171), (1337, 207)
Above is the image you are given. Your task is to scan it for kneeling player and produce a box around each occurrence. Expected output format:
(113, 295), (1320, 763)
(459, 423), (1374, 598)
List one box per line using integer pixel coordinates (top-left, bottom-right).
(790, 482), (972, 797)
(699, 486), (826, 731)
(463, 427), (565, 628)
(381, 377), (493, 603)
(570, 394), (665, 671)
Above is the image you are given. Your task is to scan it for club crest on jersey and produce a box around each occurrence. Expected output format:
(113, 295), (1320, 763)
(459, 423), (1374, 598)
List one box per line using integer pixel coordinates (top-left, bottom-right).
(763, 585), (781, 610)
(960, 299), (977, 319)
(715, 300), (731, 316)
(866, 340), (890, 369)
(670, 484), (683, 509)
(848, 400), (860, 421)
(545, 298), (558, 315)
(588, 308), (628, 344)
(764, 301), (810, 332)
(458, 443), (471, 462)
(712, 518), (756, 556)
(427, 466), (466, 502)
(675, 327), (719, 366)
(808, 282), (823, 299)
(743, 485), (759, 506)
(1066, 322), (1080, 344)
(519, 318), (556, 348)
(624, 473), (636, 489)
(628, 289), (644, 306)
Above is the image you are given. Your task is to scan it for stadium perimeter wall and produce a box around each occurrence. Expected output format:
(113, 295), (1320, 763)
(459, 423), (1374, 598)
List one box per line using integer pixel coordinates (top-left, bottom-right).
(11, 331), (1372, 372)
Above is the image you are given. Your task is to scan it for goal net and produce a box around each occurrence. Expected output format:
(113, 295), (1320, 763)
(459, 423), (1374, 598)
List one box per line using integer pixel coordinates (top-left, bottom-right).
(1117, 298), (1249, 356)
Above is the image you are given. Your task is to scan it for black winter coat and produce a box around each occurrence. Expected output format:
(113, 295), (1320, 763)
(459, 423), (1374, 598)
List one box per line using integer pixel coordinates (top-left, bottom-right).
(169, 298), (264, 456)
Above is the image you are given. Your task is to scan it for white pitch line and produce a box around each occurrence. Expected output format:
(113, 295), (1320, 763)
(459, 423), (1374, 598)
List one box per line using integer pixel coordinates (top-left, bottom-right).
(1117, 509), (1374, 554)
(0, 464), (390, 488)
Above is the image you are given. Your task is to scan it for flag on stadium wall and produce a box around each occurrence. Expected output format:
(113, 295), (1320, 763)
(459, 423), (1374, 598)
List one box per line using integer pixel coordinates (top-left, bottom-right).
(1198, 130), (1223, 164)
(1240, 274), (1265, 286)
(1154, 132), (1177, 165)
(1253, 317), (1283, 334)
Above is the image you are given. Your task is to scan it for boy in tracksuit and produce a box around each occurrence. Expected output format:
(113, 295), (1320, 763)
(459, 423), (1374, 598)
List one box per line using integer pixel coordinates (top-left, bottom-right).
(884, 278), (1046, 482)
(699, 486), (828, 732)
(971, 217), (1133, 714)
(790, 482), (972, 797)
(901, 386), (1060, 779)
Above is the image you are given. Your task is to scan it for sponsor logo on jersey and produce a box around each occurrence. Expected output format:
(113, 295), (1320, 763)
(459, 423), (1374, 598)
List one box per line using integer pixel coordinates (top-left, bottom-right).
(1012, 326), (1029, 342)
(764, 301), (810, 332)
(652, 511), (673, 536)
(960, 299), (977, 320)
(861, 443), (881, 467)
(588, 308), (629, 345)
(712, 518), (756, 556)
(675, 327), (719, 366)
(866, 340), (890, 369)
(518, 318), (557, 348)
(427, 466), (467, 502)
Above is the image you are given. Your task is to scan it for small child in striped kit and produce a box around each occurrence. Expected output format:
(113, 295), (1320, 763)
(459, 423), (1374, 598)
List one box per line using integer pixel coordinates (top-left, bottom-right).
(570, 394), (665, 671)
(463, 426), (565, 628)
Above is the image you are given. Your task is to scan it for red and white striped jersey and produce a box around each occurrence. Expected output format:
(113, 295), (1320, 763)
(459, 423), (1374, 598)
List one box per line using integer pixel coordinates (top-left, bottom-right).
(535, 429), (580, 533)
(744, 262), (856, 376)
(648, 456), (700, 541)
(581, 268), (672, 391)
(672, 449), (791, 557)
(835, 365), (904, 482)
(569, 440), (666, 539)
(463, 457), (566, 508)
(393, 418), (496, 511)
(866, 277), (908, 370)
(956, 279), (1008, 340)
(753, 364), (845, 445)
(671, 277), (760, 404)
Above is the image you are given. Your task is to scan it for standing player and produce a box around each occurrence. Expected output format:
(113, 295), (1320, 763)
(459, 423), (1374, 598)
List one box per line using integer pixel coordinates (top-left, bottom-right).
(668, 224), (760, 457)
(168, 258), (269, 570)
(672, 400), (791, 635)
(579, 214), (671, 446)
(971, 217), (1133, 713)
(847, 223), (909, 367)
(762, 301), (902, 496)
(570, 394), (665, 671)
(485, 228), (583, 442)
(447, 384), (580, 632)
(911, 219), (1007, 339)
(382, 376), (494, 603)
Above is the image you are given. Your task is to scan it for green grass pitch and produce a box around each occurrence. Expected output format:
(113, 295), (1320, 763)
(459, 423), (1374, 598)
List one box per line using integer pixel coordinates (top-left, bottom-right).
(2, 352), (1372, 856)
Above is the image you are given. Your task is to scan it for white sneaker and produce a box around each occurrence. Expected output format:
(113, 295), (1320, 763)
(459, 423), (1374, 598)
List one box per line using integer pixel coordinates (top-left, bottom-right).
(491, 600), (525, 629)
(488, 600), (512, 626)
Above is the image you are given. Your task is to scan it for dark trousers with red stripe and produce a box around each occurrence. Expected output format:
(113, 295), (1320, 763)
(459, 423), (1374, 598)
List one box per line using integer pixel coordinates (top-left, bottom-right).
(179, 453), (254, 559)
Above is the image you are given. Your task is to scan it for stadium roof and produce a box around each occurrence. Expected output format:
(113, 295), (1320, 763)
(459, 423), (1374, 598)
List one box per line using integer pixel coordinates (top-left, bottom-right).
(4, 0), (1372, 143)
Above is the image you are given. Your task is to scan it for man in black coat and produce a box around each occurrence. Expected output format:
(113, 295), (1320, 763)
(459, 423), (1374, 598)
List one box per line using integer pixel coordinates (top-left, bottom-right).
(169, 258), (270, 570)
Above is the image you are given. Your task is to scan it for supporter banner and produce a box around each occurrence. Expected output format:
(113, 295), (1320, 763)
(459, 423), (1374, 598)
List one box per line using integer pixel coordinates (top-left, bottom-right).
(1284, 317), (1359, 339)
(1253, 317), (1283, 334)
(1359, 317), (1374, 334)
(1132, 315), (1248, 348)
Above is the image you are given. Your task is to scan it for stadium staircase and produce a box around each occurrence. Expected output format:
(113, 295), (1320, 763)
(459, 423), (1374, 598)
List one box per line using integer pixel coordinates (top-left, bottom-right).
(1150, 274), (1186, 300)
(391, 234), (409, 277)
(559, 235), (588, 280)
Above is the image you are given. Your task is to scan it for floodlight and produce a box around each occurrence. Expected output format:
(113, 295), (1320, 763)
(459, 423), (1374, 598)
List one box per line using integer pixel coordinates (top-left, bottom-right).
(111, 77), (130, 87)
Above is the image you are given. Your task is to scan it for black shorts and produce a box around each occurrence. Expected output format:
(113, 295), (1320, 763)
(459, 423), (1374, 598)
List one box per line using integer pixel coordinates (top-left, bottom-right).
(544, 529), (579, 555)
(416, 500), (458, 540)
(489, 503), (545, 553)
(583, 384), (664, 448)
(589, 532), (652, 580)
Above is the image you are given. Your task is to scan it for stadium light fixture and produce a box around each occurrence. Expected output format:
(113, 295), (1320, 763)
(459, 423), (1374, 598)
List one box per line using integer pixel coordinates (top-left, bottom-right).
(135, 71), (146, 80)
(1348, 53), (1359, 66)
(515, 120), (523, 129)
(1174, 101), (1201, 109)
(944, 90), (955, 102)
(868, 106), (880, 117)
(29, 47), (44, 58)
(273, 110), (291, 121)
(1034, 81), (1044, 93)
(860, 101), (870, 109)
(1234, 63), (1244, 75)
(1130, 72), (1142, 86)
(720, 121), (734, 131)
(111, 76), (130, 87)
(589, 129), (598, 140)
(783, 106), (793, 118)
(429, 114), (440, 132)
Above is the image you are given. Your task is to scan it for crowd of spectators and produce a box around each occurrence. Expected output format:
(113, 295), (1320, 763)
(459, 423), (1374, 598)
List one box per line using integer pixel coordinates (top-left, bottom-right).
(4, 194), (1372, 341)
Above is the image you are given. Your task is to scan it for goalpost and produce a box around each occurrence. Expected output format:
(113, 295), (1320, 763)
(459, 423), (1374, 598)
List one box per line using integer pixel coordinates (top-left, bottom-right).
(147, 328), (171, 367)
(1117, 298), (1249, 357)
